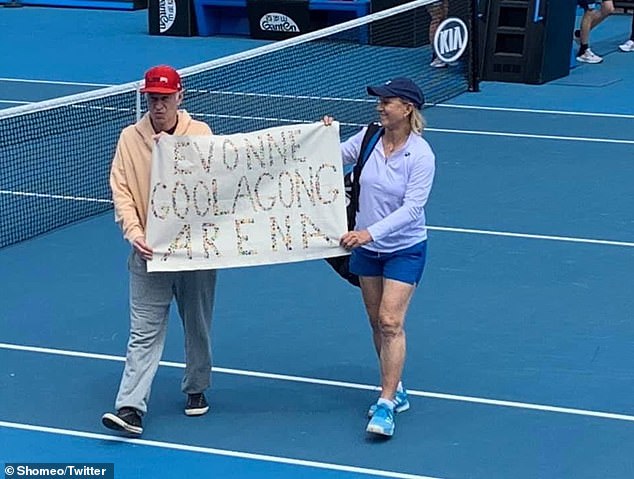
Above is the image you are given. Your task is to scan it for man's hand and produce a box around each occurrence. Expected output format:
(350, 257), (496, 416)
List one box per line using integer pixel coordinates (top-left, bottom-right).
(132, 236), (153, 260)
(152, 131), (167, 143)
(340, 230), (372, 250)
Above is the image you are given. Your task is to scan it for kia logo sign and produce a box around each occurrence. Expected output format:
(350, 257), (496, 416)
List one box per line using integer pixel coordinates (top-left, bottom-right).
(159, 0), (176, 33)
(260, 13), (300, 32)
(433, 17), (469, 64)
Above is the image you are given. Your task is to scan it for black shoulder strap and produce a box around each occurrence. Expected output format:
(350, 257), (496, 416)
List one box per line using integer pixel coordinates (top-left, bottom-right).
(356, 122), (383, 173)
(350, 122), (383, 217)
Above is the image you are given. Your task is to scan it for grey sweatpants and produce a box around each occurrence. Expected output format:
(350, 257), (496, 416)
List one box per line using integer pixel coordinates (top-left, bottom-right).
(114, 250), (217, 414)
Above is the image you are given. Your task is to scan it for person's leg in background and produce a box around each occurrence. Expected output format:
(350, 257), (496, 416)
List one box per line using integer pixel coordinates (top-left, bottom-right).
(619, 12), (634, 52)
(577, 1), (615, 63)
(427, 0), (449, 68)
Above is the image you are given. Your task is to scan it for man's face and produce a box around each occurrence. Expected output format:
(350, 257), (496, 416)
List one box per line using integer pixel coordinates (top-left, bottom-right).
(146, 92), (182, 131)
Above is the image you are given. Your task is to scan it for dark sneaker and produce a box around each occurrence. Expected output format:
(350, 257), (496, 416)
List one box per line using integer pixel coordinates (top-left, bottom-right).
(101, 407), (143, 435)
(185, 393), (209, 416)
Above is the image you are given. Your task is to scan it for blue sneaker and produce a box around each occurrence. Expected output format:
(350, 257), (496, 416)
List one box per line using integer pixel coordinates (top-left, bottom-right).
(367, 390), (410, 417)
(366, 403), (395, 436)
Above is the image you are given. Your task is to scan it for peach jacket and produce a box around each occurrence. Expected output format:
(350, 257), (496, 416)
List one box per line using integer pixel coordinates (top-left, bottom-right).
(109, 110), (212, 242)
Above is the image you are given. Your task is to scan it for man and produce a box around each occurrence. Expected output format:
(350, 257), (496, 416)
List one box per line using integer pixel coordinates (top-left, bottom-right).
(575, 0), (615, 63)
(102, 65), (217, 436)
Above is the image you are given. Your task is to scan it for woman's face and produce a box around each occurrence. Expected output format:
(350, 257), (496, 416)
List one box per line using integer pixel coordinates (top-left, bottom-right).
(376, 97), (412, 129)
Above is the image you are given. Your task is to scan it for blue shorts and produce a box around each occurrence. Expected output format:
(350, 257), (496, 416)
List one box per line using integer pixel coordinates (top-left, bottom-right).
(349, 240), (427, 286)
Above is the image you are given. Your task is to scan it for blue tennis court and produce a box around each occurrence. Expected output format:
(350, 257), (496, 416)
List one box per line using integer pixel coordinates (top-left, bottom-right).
(1, 5), (634, 479)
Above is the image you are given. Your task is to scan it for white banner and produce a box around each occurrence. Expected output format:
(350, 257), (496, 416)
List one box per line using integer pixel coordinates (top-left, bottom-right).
(146, 122), (349, 272)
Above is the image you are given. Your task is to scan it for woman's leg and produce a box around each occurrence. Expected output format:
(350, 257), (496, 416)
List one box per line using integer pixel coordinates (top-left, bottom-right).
(375, 279), (415, 401)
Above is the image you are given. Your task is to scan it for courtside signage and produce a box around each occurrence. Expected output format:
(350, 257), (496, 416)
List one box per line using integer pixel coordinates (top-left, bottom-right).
(259, 13), (300, 32)
(159, 0), (176, 33)
(433, 17), (469, 63)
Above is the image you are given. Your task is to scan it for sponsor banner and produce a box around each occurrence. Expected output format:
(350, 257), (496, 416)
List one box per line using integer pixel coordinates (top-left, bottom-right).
(247, 0), (310, 40)
(148, 0), (196, 36)
(433, 17), (469, 64)
(260, 12), (300, 33)
(159, 0), (176, 33)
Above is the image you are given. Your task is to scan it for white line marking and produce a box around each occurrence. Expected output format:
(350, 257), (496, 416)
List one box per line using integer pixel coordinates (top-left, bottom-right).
(0, 421), (442, 479)
(0, 100), (31, 105)
(0, 190), (112, 203)
(180, 89), (634, 120)
(0, 193), (631, 248)
(434, 103), (634, 119)
(0, 77), (113, 87)
(426, 127), (634, 145)
(427, 226), (634, 248)
(187, 89), (374, 104)
(2, 342), (634, 423)
(411, 393), (634, 423)
(190, 112), (634, 144)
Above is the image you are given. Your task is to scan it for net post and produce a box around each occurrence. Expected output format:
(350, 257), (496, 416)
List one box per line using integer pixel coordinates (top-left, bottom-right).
(469, 0), (481, 92)
(135, 82), (142, 122)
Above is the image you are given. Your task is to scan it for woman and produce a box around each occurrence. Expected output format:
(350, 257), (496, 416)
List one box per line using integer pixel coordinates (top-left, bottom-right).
(324, 77), (435, 437)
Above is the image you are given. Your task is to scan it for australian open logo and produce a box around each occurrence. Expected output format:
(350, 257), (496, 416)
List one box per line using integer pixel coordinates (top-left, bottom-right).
(159, 0), (177, 33)
(260, 13), (300, 32)
(433, 17), (469, 64)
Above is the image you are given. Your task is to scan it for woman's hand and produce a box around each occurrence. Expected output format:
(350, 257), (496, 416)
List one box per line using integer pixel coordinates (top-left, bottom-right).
(340, 230), (372, 250)
(322, 115), (334, 126)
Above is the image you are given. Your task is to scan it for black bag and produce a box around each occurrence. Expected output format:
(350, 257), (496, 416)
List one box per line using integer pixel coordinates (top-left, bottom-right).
(325, 123), (383, 287)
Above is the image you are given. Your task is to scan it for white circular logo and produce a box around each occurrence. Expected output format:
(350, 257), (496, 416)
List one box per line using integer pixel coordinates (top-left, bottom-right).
(159, 0), (176, 33)
(260, 13), (300, 32)
(433, 17), (469, 64)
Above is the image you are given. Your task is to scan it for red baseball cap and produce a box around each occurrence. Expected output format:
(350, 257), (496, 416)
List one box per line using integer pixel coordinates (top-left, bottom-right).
(140, 65), (182, 94)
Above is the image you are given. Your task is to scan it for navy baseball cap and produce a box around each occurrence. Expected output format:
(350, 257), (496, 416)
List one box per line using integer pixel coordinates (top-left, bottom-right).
(366, 77), (425, 109)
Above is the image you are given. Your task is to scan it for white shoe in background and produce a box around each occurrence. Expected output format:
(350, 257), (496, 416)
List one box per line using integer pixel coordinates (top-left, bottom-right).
(576, 48), (603, 64)
(619, 40), (634, 52)
(429, 57), (448, 68)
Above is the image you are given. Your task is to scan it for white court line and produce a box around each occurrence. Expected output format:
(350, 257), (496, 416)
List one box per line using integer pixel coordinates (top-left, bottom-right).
(1, 102), (630, 144)
(427, 226), (634, 248)
(0, 100), (31, 105)
(0, 77), (113, 88)
(3, 79), (633, 120)
(191, 113), (634, 145)
(0, 421), (441, 479)
(0, 190), (112, 203)
(180, 89), (634, 120)
(0, 190), (632, 248)
(2, 342), (634, 424)
(426, 127), (634, 145)
(434, 103), (634, 120)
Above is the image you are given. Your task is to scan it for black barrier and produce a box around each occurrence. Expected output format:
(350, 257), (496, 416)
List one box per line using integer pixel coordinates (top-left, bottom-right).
(149, 0), (197, 36)
(480, 0), (577, 84)
(247, 0), (310, 40)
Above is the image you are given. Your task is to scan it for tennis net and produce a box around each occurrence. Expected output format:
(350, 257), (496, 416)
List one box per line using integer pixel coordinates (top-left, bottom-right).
(0, 0), (477, 248)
